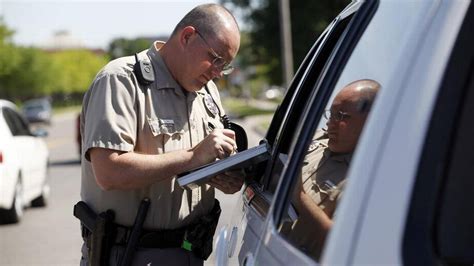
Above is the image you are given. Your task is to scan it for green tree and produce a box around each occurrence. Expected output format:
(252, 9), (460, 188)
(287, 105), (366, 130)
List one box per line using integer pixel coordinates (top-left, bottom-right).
(0, 19), (52, 99)
(0, 18), (22, 97)
(0, 18), (108, 101)
(221, 0), (349, 85)
(49, 50), (109, 95)
(0, 47), (107, 101)
(0, 47), (55, 99)
(108, 37), (154, 59)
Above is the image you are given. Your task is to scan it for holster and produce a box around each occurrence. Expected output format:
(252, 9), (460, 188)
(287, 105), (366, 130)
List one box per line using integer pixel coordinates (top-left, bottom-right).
(74, 202), (116, 266)
(184, 199), (222, 260)
(221, 115), (248, 152)
(90, 210), (116, 266)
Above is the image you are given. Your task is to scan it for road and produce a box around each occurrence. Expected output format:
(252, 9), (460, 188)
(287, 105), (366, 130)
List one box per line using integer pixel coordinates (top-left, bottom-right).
(0, 111), (267, 265)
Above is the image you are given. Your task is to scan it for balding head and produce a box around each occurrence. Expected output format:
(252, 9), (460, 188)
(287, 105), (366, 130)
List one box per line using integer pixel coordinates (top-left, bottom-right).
(341, 79), (380, 114)
(326, 79), (380, 153)
(160, 3), (240, 92)
(172, 4), (240, 40)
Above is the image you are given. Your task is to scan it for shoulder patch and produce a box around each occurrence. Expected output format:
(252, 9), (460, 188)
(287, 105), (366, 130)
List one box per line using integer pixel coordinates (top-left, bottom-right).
(204, 94), (219, 117)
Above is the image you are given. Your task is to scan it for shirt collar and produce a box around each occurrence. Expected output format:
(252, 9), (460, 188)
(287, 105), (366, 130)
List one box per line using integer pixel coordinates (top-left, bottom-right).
(320, 143), (352, 164)
(329, 151), (352, 164)
(196, 87), (207, 95)
(147, 41), (185, 96)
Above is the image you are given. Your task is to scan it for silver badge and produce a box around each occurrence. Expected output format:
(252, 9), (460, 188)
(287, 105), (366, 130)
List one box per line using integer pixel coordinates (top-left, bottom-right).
(204, 94), (219, 117)
(307, 139), (320, 152)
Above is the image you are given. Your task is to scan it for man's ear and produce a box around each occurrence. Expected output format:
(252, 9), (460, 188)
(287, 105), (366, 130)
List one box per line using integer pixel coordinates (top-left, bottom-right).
(179, 26), (196, 46)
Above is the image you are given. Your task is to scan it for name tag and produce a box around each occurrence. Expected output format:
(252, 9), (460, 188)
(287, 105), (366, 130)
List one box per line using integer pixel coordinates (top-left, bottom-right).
(160, 119), (175, 125)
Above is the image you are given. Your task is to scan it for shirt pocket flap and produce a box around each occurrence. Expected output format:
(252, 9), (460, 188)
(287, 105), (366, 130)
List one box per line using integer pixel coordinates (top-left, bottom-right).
(147, 117), (185, 137)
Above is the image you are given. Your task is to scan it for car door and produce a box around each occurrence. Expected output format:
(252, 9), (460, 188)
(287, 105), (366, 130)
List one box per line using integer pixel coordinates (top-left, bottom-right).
(402, 3), (474, 265)
(2, 107), (44, 200)
(214, 0), (379, 265)
(0, 107), (19, 208)
(255, 0), (472, 265)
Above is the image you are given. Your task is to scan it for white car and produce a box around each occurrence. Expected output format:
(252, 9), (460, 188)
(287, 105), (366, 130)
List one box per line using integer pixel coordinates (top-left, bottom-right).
(0, 100), (50, 224)
(210, 0), (474, 265)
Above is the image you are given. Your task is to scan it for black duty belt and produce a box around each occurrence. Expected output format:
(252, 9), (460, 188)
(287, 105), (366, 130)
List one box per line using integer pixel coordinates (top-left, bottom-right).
(78, 199), (221, 261)
(83, 223), (188, 249)
(115, 225), (187, 249)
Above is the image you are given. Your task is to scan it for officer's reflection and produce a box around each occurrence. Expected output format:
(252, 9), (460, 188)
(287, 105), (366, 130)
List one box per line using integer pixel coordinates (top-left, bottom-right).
(283, 79), (380, 260)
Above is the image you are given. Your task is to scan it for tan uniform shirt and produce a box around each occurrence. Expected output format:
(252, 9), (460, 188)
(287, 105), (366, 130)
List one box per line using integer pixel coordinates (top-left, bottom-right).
(80, 41), (224, 229)
(301, 137), (351, 217)
(282, 133), (351, 259)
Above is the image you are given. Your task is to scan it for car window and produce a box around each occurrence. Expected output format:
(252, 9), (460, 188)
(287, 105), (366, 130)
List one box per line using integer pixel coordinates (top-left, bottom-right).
(238, 1), (364, 225)
(264, 29), (328, 147)
(24, 99), (51, 109)
(432, 7), (474, 265)
(264, 6), (359, 194)
(24, 105), (45, 112)
(2, 108), (17, 134)
(435, 65), (474, 265)
(277, 77), (380, 261)
(3, 107), (31, 136)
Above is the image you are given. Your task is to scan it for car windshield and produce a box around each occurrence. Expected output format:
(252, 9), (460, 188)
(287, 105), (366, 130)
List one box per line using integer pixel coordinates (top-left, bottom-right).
(24, 100), (50, 110)
(24, 105), (46, 111)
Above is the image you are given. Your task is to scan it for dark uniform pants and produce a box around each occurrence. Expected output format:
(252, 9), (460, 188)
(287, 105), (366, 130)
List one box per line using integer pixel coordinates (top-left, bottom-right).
(80, 242), (204, 266)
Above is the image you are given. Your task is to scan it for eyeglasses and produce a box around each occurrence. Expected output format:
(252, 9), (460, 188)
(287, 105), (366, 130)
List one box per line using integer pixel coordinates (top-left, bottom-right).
(324, 110), (351, 121)
(195, 30), (234, 75)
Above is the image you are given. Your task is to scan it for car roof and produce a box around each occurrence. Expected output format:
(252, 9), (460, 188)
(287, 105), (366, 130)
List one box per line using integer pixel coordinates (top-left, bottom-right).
(0, 99), (18, 111)
(23, 98), (51, 106)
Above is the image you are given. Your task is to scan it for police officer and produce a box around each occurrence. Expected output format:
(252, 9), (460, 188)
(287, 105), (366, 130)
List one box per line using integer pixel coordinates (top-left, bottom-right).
(79, 4), (242, 265)
(286, 79), (380, 260)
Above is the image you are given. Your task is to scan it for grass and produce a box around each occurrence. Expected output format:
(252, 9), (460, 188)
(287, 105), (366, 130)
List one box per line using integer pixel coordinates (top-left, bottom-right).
(222, 98), (276, 118)
(259, 119), (272, 132)
(52, 105), (82, 115)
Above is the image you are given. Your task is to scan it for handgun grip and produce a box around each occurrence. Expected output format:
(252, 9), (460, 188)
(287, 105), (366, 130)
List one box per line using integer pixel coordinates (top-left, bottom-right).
(73, 201), (97, 232)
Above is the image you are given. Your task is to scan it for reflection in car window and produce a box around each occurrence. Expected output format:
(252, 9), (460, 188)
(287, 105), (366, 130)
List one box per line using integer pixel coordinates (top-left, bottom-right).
(264, 12), (356, 194)
(279, 79), (380, 261)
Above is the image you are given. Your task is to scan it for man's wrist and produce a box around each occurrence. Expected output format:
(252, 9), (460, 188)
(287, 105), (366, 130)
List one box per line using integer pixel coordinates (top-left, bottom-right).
(185, 148), (204, 171)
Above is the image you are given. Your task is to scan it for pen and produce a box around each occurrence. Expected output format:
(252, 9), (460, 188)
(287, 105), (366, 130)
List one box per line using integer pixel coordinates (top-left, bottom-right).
(208, 122), (215, 131)
(209, 122), (237, 154)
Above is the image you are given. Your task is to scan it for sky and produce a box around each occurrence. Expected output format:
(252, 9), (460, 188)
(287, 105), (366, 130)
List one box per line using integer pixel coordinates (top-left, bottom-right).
(0, 0), (237, 50)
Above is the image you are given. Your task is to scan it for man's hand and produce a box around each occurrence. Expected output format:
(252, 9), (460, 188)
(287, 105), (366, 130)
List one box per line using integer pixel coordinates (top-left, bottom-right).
(192, 129), (237, 165)
(208, 170), (244, 194)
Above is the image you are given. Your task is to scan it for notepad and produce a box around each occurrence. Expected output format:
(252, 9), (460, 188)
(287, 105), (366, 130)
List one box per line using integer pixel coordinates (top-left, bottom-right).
(177, 142), (271, 189)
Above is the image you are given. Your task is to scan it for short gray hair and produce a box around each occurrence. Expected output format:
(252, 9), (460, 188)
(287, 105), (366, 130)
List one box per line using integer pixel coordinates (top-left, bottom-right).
(171, 4), (238, 39)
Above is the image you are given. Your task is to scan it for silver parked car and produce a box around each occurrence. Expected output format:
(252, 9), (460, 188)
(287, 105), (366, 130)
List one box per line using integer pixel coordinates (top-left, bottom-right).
(22, 98), (52, 124)
(0, 100), (50, 224)
(206, 0), (474, 265)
